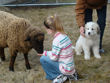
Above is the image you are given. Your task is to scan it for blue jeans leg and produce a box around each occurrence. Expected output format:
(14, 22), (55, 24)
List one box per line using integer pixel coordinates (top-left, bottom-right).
(97, 6), (107, 49)
(40, 56), (61, 80)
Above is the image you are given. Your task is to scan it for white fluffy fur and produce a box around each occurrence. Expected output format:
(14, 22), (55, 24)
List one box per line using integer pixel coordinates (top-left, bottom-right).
(75, 22), (101, 60)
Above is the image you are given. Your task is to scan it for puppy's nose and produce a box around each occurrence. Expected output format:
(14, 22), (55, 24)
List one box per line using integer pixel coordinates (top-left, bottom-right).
(88, 32), (91, 35)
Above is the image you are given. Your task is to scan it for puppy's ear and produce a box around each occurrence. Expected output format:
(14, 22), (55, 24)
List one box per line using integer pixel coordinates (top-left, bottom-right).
(97, 26), (100, 34)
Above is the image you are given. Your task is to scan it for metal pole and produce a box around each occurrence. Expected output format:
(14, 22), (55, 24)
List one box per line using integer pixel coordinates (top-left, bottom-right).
(0, 3), (76, 7)
(56, 0), (58, 3)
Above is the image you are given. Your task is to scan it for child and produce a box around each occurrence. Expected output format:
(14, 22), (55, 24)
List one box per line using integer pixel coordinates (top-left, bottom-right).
(38, 15), (79, 83)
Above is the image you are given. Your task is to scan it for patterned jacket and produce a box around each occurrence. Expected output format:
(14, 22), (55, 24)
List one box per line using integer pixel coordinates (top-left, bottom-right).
(43, 32), (75, 75)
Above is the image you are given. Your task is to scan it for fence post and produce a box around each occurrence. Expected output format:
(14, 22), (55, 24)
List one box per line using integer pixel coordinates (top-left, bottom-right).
(56, 0), (58, 3)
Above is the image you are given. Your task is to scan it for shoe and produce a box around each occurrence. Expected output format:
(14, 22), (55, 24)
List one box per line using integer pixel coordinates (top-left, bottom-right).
(66, 72), (79, 81)
(99, 49), (104, 53)
(52, 74), (67, 83)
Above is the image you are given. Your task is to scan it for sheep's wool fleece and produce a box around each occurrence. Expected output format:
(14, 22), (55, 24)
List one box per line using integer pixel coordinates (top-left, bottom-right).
(0, 11), (33, 54)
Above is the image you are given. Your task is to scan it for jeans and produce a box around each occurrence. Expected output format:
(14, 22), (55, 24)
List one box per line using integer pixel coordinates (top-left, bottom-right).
(85, 5), (107, 49)
(40, 56), (61, 80)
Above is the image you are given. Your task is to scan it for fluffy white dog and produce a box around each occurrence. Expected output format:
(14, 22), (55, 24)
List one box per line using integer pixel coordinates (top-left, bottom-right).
(75, 22), (101, 60)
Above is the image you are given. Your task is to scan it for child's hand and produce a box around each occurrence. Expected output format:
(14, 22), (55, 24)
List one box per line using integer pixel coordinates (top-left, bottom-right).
(80, 26), (85, 37)
(37, 54), (43, 56)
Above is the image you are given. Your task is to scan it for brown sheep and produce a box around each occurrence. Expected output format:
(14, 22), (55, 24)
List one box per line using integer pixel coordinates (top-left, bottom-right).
(0, 11), (44, 71)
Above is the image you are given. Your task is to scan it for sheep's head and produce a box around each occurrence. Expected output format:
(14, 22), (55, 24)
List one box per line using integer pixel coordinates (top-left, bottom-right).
(25, 27), (44, 54)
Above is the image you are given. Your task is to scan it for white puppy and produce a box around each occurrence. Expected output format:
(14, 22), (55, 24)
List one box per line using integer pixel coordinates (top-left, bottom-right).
(75, 22), (101, 60)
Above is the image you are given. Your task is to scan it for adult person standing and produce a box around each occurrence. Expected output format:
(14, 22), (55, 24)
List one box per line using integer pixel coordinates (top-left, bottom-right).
(75, 0), (108, 53)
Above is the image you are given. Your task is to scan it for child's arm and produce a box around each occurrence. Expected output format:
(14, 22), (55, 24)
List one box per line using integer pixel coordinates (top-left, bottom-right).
(37, 54), (43, 56)
(43, 43), (61, 61)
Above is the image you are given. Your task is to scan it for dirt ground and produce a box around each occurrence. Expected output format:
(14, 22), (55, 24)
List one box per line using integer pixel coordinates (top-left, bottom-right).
(0, 4), (110, 83)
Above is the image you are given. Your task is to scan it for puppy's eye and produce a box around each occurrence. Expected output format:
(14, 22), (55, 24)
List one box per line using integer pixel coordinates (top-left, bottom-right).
(92, 28), (94, 30)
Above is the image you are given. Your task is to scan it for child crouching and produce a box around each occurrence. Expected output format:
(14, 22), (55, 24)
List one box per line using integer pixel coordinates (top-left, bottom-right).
(38, 14), (79, 83)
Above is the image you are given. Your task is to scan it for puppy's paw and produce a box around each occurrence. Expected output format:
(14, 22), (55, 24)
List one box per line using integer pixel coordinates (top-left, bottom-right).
(84, 55), (90, 60)
(95, 55), (101, 59)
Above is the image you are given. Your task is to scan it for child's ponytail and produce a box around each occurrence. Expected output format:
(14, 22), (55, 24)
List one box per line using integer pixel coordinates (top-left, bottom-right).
(44, 14), (65, 34)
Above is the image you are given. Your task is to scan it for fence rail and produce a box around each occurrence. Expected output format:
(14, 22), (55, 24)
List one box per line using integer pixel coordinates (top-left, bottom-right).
(0, 3), (76, 7)
(0, 0), (110, 7)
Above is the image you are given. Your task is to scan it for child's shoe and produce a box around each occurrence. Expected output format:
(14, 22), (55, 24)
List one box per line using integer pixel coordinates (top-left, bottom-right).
(66, 71), (79, 83)
(67, 72), (79, 80)
(52, 74), (67, 83)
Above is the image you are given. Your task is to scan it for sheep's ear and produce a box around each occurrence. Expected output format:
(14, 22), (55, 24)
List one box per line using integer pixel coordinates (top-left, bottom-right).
(36, 33), (44, 41)
(24, 36), (31, 41)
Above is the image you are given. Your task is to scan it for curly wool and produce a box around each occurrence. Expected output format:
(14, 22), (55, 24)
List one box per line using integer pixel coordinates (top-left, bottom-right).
(0, 11), (41, 55)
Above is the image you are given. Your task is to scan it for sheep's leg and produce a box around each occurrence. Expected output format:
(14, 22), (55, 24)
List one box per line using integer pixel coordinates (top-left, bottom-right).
(0, 47), (5, 61)
(24, 53), (31, 70)
(9, 51), (17, 71)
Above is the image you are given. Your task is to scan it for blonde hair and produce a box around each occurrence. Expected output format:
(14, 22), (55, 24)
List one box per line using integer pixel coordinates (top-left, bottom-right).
(44, 14), (65, 34)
